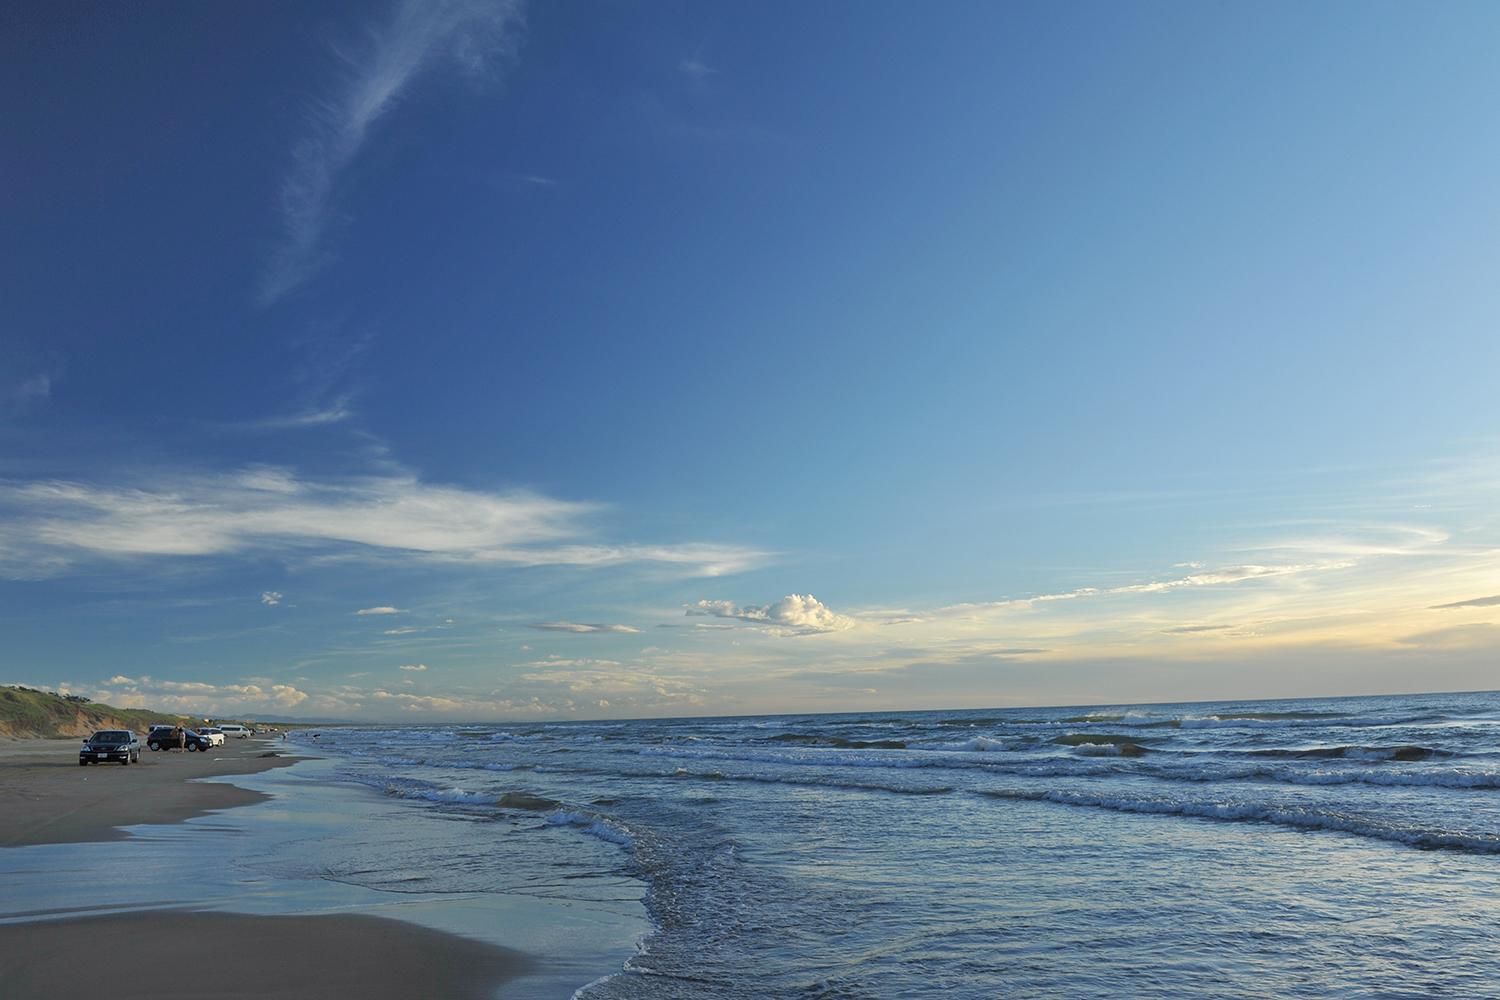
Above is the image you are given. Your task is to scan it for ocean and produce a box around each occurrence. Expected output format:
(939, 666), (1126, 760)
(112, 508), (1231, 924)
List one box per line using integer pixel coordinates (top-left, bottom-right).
(301, 690), (1500, 998)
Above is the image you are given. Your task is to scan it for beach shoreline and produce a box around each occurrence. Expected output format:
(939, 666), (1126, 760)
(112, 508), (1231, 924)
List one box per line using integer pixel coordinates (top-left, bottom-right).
(0, 735), (537, 999)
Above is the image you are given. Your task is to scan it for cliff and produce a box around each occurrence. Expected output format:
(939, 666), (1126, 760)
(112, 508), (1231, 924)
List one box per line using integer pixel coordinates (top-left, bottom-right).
(0, 686), (192, 739)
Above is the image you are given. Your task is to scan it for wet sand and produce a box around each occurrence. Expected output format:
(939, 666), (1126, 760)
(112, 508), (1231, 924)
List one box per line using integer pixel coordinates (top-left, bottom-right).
(0, 736), (533, 998)
(0, 735), (294, 847)
(0, 911), (531, 999)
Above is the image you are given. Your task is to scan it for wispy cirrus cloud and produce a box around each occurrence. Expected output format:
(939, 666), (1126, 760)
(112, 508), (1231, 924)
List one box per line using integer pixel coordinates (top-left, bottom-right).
(1110, 562), (1347, 595)
(1, 373), (53, 417)
(260, 0), (525, 303)
(1431, 594), (1500, 610)
(529, 621), (641, 634)
(523, 656), (621, 669)
(0, 466), (763, 579)
(679, 56), (714, 82)
(357, 606), (405, 615)
(926, 562), (1347, 620)
(234, 398), (357, 432)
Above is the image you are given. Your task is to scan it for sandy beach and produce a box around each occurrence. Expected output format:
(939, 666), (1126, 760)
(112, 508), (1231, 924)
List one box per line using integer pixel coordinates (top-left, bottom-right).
(1, 911), (531, 999)
(0, 736), (533, 999)
(0, 735), (294, 848)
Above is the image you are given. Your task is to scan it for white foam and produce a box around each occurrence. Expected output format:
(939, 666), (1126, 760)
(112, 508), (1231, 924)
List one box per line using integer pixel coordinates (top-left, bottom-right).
(392, 786), (494, 805)
(980, 788), (1500, 853)
(946, 736), (1008, 752)
(546, 810), (635, 847)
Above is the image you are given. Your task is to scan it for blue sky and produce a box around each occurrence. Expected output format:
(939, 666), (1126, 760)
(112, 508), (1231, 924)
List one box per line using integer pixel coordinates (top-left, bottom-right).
(4, 1), (1500, 720)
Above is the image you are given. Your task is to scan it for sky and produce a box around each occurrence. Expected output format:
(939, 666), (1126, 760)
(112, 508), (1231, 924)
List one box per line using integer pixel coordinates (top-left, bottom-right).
(3, 0), (1500, 722)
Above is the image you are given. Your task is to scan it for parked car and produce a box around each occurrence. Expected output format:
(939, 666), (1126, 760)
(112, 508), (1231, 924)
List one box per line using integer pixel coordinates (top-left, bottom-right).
(80, 730), (141, 766)
(198, 727), (227, 747)
(218, 724), (250, 739)
(146, 727), (213, 752)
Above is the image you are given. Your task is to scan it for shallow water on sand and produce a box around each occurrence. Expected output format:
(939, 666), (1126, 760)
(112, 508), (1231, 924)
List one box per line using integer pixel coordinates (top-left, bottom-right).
(0, 756), (648, 999)
(302, 691), (1500, 998)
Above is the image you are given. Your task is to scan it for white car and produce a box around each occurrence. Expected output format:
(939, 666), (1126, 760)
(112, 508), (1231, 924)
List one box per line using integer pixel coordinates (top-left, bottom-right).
(198, 727), (226, 747)
(218, 724), (250, 738)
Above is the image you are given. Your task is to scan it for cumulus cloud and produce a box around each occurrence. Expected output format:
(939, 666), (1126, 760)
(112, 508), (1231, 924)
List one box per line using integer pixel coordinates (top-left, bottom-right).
(367, 689), (465, 712)
(529, 621), (641, 634)
(261, 0), (525, 303)
(513, 664), (703, 706)
(357, 606), (404, 615)
(0, 467), (764, 579)
(97, 676), (309, 713)
(261, 591), (284, 606)
(86, 669), (681, 721)
(399, 663), (428, 671)
(687, 593), (856, 634)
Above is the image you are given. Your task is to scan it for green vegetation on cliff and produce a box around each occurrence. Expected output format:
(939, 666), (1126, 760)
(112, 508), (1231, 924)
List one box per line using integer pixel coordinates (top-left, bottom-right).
(0, 685), (193, 739)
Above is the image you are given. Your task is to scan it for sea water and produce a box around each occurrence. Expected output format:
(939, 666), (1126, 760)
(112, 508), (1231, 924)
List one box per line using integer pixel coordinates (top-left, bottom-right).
(6, 692), (1499, 997)
(300, 690), (1500, 998)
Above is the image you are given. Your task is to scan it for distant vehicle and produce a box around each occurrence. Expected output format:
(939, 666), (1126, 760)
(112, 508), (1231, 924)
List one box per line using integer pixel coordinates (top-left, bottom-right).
(80, 730), (141, 766)
(146, 728), (212, 752)
(218, 724), (250, 739)
(199, 727), (227, 747)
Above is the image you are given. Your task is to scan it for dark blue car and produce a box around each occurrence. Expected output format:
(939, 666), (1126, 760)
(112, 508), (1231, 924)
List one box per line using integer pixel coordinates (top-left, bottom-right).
(146, 727), (212, 752)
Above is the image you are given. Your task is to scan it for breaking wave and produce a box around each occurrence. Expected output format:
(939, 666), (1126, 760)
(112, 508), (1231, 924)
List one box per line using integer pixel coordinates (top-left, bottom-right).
(977, 788), (1500, 854)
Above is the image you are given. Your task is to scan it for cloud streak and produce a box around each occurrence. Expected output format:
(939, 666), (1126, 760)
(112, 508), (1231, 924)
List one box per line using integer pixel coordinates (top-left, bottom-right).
(0, 466), (763, 578)
(529, 621), (641, 634)
(260, 0), (524, 303)
(1431, 595), (1500, 610)
(2, 373), (52, 417)
(234, 398), (357, 431)
(927, 562), (1348, 620)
